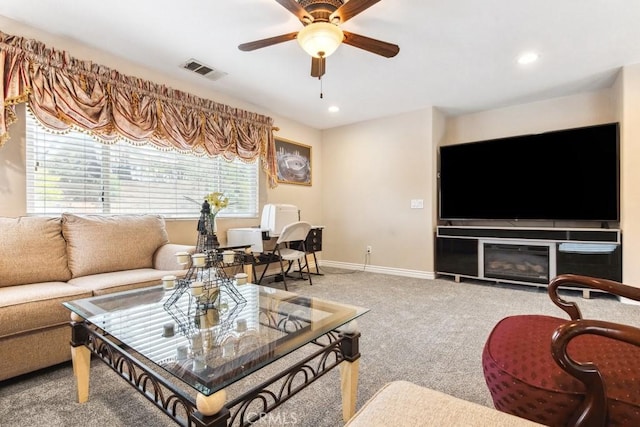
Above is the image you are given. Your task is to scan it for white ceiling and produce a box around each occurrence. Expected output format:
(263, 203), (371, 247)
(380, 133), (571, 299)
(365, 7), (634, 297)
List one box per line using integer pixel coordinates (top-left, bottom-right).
(2, 0), (640, 130)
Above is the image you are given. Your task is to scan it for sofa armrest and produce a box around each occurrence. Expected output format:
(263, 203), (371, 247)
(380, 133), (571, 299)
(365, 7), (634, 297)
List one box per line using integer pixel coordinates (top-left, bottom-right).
(153, 243), (195, 271)
(345, 381), (542, 426)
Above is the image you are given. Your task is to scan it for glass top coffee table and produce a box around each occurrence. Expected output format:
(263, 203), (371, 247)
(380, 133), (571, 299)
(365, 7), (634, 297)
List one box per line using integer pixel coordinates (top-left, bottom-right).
(63, 283), (368, 427)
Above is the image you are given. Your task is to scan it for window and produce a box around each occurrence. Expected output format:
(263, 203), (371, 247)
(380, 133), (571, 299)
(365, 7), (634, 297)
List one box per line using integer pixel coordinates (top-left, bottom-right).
(25, 112), (259, 218)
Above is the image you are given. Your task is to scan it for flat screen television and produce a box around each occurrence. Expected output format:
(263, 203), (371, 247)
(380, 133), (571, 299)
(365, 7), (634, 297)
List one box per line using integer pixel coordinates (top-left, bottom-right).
(438, 122), (620, 222)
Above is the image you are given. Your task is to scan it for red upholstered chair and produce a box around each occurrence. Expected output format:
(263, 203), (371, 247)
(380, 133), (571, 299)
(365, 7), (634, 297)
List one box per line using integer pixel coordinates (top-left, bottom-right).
(482, 274), (640, 427)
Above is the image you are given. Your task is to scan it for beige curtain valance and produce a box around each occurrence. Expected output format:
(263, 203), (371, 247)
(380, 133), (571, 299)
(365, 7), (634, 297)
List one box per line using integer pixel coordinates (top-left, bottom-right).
(0, 30), (278, 187)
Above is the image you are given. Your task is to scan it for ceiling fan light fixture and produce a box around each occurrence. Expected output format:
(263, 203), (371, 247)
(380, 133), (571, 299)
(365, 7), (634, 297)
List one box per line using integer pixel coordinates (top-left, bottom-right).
(297, 22), (344, 58)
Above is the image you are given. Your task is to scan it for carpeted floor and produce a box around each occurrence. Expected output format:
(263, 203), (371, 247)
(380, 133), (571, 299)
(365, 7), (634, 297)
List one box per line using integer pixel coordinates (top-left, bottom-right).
(2, 269), (639, 426)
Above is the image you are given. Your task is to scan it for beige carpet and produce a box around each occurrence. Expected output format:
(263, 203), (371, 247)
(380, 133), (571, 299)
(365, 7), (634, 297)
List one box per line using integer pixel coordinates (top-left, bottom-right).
(2, 270), (639, 426)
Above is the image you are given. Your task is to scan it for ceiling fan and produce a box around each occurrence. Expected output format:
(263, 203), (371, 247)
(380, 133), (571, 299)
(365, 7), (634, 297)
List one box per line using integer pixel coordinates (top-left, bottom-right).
(238, 0), (399, 79)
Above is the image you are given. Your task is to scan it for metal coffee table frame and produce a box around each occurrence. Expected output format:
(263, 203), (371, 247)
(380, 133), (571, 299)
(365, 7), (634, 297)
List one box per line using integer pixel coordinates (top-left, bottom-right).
(67, 291), (362, 427)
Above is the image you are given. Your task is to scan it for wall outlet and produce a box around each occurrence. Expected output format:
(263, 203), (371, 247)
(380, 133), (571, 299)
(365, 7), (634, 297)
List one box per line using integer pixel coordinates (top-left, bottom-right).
(366, 245), (372, 254)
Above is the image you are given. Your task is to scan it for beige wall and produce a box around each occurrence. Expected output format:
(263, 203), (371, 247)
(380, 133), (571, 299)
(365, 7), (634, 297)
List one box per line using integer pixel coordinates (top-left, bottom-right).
(321, 108), (439, 274)
(0, 103), (26, 217)
(619, 63), (640, 284)
(444, 89), (617, 146)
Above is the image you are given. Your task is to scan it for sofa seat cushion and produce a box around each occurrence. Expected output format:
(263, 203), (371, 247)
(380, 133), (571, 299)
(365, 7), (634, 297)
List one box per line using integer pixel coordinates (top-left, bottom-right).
(482, 314), (640, 426)
(0, 282), (92, 337)
(345, 381), (542, 426)
(62, 213), (169, 278)
(68, 268), (186, 296)
(0, 216), (71, 287)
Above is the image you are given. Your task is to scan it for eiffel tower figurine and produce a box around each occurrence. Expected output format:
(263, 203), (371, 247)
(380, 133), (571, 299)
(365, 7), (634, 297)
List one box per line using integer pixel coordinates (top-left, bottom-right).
(163, 195), (246, 341)
(196, 200), (219, 251)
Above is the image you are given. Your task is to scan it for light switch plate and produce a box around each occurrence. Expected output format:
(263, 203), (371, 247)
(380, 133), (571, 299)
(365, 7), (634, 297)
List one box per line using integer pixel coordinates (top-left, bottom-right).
(410, 199), (424, 209)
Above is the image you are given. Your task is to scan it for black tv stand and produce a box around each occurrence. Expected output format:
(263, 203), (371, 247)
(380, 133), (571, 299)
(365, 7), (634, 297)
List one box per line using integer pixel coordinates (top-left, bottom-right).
(435, 226), (622, 296)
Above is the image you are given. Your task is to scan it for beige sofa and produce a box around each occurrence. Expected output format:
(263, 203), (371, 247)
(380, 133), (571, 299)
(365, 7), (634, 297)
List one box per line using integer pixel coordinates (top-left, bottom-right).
(0, 213), (194, 381)
(345, 381), (543, 426)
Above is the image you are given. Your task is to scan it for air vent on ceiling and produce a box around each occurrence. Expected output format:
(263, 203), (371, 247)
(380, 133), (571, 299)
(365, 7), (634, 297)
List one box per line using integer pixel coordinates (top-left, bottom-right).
(181, 58), (228, 81)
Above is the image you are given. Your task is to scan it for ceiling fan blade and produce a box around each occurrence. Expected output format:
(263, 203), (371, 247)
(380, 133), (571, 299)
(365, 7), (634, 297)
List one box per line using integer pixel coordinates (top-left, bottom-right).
(238, 32), (299, 51)
(330, 0), (381, 23)
(311, 56), (326, 78)
(342, 31), (399, 58)
(275, 0), (313, 22)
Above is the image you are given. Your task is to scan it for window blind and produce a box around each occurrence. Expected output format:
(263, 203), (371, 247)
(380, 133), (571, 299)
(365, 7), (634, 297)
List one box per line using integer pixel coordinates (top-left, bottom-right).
(25, 112), (259, 218)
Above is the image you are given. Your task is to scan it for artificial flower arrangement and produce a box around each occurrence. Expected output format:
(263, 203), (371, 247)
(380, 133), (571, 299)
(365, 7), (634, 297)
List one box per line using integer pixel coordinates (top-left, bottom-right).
(205, 192), (230, 216)
(204, 192), (229, 232)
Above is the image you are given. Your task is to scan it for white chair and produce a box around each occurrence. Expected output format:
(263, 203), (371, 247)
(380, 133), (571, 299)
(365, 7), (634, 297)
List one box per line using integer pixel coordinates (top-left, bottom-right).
(257, 221), (313, 290)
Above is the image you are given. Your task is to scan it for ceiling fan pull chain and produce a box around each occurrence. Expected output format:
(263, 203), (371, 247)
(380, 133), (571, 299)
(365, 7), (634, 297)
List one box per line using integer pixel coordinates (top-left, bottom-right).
(320, 76), (323, 99)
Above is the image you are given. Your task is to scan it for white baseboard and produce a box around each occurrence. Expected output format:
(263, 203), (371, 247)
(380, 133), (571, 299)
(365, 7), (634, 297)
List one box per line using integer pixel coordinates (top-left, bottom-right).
(320, 260), (436, 280)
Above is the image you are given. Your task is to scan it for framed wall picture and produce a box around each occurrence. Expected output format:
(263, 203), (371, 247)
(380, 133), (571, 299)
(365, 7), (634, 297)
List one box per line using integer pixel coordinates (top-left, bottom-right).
(275, 137), (312, 186)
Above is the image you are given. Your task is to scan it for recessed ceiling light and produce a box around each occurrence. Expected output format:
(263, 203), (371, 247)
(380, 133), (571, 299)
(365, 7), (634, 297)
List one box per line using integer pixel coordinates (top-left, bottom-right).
(328, 105), (340, 113)
(517, 51), (539, 65)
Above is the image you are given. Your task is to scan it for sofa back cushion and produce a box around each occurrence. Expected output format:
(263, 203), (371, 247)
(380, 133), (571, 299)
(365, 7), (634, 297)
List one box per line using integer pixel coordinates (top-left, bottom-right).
(62, 213), (169, 277)
(0, 216), (71, 287)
